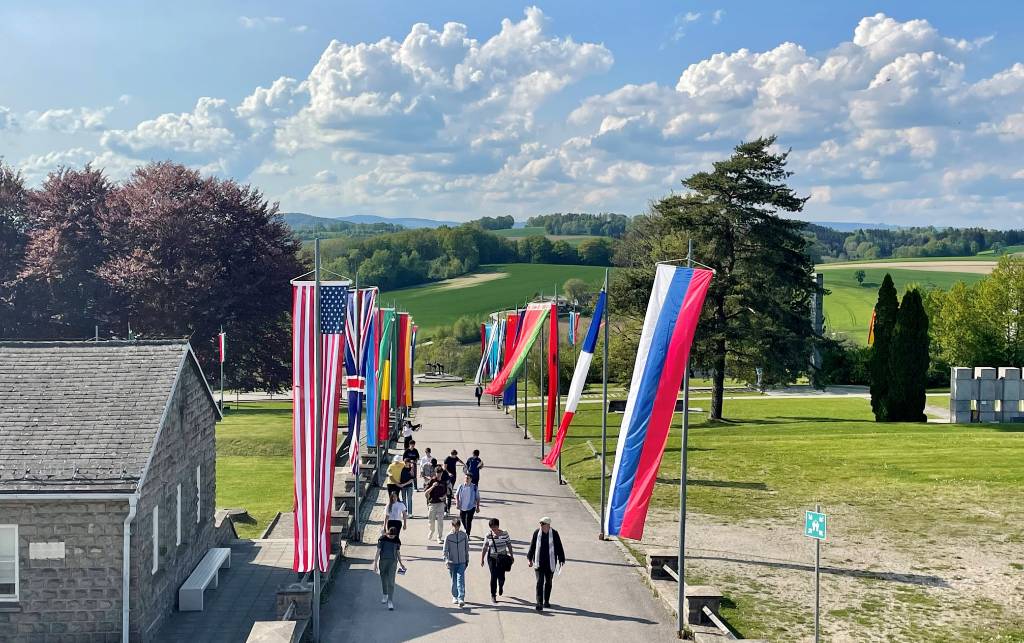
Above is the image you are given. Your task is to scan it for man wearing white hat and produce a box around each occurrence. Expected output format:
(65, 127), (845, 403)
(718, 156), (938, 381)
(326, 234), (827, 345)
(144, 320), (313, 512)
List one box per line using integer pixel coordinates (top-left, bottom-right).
(526, 516), (565, 611)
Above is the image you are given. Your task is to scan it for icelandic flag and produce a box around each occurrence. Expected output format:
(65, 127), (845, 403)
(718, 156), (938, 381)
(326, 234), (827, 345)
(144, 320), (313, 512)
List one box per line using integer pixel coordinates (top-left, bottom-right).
(605, 265), (713, 540)
(542, 291), (605, 468)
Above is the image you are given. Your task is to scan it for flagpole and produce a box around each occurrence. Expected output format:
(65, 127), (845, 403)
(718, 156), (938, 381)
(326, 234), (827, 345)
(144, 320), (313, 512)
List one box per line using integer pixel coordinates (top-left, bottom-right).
(312, 238), (323, 643)
(599, 268), (609, 540)
(523, 302), (529, 441)
(539, 291), (545, 462)
(555, 282), (564, 485)
(219, 325), (224, 413)
(515, 305), (520, 428)
(353, 277), (361, 543)
(677, 240), (693, 636)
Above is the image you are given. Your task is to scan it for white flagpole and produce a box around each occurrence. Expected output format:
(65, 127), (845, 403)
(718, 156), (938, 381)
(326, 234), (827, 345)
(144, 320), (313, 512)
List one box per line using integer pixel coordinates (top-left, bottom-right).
(677, 240), (693, 636)
(599, 268), (609, 540)
(312, 238), (322, 643)
(353, 276), (361, 542)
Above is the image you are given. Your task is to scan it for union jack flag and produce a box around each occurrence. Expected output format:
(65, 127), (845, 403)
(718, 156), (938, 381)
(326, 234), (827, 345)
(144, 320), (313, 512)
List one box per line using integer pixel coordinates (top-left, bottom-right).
(345, 288), (378, 474)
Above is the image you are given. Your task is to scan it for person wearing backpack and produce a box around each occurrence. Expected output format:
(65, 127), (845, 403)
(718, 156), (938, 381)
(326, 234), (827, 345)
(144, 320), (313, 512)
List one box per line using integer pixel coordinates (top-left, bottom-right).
(480, 518), (514, 603)
(423, 466), (448, 544)
(464, 449), (483, 488)
(372, 525), (406, 611)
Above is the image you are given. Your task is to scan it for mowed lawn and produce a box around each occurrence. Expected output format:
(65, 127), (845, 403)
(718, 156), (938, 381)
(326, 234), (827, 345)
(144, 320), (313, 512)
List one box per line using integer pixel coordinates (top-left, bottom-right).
(381, 263), (607, 335)
(816, 267), (984, 344)
(216, 401), (347, 538)
(515, 394), (1024, 540)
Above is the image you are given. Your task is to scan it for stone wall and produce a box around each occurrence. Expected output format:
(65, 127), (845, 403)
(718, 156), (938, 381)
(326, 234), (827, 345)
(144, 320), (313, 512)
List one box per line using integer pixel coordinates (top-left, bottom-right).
(950, 367), (1023, 423)
(131, 359), (219, 641)
(0, 499), (127, 641)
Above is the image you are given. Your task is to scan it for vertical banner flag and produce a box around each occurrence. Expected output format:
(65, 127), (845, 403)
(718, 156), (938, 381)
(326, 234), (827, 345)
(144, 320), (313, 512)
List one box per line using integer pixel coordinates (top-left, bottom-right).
(480, 323), (487, 355)
(605, 265), (713, 540)
(345, 288), (378, 472)
(474, 320), (500, 385)
(410, 324), (418, 406)
(484, 303), (550, 395)
(867, 307), (877, 346)
(377, 309), (395, 441)
(567, 312), (576, 346)
(404, 317), (414, 408)
(396, 313), (410, 408)
(502, 312), (521, 408)
(365, 309), (378, 449)
(543, 291), (606, 468)
(291, 279), (348, 572)
(544, 303), (559, 442)
(218, 331), (226, 363)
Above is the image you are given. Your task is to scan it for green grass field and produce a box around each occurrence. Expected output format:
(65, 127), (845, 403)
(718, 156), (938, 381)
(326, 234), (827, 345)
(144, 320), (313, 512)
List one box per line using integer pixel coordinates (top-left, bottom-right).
(216, 401), (347, 538)
(381, 263), (607, 334)
(978, 244), (1024, 255)
(512, 393), (1024, 640)
(817, 267), (984, 343)
(492, 227), (599, 247)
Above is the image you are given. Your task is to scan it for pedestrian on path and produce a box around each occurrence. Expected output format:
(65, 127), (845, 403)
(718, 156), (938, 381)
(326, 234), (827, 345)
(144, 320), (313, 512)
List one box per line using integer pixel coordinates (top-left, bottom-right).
(480, 518), (514, 603)
(527, 517), (565, 611)
(403, 421), (414, 450)
(455, 474), (480, 538)
(400, 459), (416, 516)
(385, 492), (408, 537)
(475, 384), (483, 406)
(373, 526), (406, 611)
(424, 466), (448, 544)
(443, 518), (470, 607)
(437, 463), (454, 516)
(403, 441), (421, 489)
(465, 449), (484, 487)
(420, 448), (434, 486)
(444, 450), (463, 514)
(386, 455), (405, 497)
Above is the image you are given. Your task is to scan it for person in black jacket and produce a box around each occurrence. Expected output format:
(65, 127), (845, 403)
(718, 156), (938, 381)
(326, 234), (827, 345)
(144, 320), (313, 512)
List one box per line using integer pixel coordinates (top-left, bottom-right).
(526, 516), (565, 611)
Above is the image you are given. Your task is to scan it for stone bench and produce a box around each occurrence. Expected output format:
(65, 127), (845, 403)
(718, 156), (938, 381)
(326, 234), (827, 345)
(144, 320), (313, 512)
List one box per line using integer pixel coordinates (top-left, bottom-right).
(179, 547), (231, 611)
(648, 552), (724, 628)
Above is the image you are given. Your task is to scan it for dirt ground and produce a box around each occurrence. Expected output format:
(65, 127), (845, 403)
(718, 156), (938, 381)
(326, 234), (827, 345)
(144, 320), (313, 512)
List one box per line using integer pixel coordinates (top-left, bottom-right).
(815, 261), (997, 274)
(640, 508), (1024, 642)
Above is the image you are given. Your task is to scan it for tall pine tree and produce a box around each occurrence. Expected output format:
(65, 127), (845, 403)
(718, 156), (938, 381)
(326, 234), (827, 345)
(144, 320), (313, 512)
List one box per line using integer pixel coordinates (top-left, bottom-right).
(869, 274), (899, 420)
(888, 289), (930, 421)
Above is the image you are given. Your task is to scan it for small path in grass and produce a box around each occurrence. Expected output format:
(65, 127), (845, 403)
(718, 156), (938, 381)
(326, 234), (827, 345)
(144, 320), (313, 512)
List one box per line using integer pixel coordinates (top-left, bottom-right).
(640, 508), (1024, 641)
(431, 271), (509, 291)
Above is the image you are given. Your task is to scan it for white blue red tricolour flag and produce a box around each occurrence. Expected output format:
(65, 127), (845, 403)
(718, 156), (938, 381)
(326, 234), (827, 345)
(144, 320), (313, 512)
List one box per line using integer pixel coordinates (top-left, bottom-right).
(542, 290), (606, 468)
(605, 265), (713, 540)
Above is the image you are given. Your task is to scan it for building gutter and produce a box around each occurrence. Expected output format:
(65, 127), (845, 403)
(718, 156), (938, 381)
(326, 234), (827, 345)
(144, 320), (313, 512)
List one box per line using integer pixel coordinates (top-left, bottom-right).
(122, 495), (139, 643)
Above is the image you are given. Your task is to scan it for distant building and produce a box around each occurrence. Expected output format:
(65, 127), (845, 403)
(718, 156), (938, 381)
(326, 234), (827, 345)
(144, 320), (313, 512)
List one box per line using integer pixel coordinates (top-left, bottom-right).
(0, 340), (224, 642)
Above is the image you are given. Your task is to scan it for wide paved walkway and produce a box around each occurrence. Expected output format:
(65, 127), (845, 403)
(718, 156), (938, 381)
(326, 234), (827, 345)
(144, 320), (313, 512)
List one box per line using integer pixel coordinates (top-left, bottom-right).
(322, 385), (676, 642)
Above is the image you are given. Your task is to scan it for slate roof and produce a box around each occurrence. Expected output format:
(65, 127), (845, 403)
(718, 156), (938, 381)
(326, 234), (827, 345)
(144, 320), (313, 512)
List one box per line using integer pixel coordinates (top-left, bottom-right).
(0, 340), (215, 494)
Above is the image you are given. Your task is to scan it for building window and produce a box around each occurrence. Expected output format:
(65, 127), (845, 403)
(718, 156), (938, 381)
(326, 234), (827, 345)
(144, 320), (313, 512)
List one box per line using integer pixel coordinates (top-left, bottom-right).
(196, 464), (202, 524)
(152, 506), (159, 575)
(0, 525), (17, 601)
(176, 484), (182, 546)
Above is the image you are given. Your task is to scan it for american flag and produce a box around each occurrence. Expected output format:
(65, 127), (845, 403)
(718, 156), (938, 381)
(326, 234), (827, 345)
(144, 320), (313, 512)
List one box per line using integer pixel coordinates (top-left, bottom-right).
(292, 280), (347, 573)
(345, 288), (378, 475)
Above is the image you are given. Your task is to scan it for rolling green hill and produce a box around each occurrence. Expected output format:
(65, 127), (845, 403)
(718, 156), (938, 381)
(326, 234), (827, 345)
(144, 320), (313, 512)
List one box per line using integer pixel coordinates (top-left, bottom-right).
(381, 263), (607, 334)
(818, 266), (985, 343)
(493, 227), (600, 247)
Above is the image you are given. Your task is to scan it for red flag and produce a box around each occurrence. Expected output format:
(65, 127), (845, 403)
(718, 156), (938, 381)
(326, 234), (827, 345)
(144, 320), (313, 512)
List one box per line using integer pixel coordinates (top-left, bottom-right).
(545, 303), (558, 442)
(218, 331), (225, 364)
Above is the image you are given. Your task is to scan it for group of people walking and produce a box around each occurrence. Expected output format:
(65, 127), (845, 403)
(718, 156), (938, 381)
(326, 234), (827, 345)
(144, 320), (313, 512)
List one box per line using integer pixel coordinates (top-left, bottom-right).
(374, 430), (566, 611)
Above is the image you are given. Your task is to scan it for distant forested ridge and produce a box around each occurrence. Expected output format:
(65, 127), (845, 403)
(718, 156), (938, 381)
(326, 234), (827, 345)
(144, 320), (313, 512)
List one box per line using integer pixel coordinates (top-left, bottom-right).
(526, 212), (631, 237)
(306, 223), (612, 291)
(469, 215), (515, 230)
(802, 224), (1024, 262)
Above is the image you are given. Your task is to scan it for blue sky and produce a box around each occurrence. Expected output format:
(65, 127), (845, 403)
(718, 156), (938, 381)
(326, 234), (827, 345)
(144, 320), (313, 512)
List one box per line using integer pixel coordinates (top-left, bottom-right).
(2, 1), (1023, 226)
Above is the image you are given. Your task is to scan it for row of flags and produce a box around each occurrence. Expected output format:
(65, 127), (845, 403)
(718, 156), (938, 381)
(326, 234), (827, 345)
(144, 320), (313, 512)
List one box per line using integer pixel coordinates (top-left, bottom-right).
(290, 279), (417, 573)
(482, 264), (713, 541)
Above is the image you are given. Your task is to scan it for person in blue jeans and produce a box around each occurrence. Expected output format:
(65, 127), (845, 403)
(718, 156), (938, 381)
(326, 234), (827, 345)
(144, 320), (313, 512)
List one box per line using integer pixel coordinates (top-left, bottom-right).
(443, 517), (470, 607)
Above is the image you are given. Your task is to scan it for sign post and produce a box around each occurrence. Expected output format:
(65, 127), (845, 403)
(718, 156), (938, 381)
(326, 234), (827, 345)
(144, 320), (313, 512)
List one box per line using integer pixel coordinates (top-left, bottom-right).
(804, 505), (826, 643)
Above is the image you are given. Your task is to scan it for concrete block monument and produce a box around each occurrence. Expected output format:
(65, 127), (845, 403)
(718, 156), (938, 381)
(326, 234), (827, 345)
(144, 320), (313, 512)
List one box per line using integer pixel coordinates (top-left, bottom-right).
(950, 367), (1024, 424)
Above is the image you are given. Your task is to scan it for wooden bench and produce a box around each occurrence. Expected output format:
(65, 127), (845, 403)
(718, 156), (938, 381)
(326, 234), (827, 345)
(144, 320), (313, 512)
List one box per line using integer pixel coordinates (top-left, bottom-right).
(179, 547), (231, 611)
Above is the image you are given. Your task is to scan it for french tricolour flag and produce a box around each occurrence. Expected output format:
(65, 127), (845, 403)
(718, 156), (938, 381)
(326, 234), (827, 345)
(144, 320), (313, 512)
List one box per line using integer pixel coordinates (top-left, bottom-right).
(605, 265), (713, 540)
(542, 290), (606, 468)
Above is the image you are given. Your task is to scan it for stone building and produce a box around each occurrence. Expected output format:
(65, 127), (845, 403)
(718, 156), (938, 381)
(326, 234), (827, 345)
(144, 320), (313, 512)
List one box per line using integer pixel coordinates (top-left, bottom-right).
(0, 340), (224, 642)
